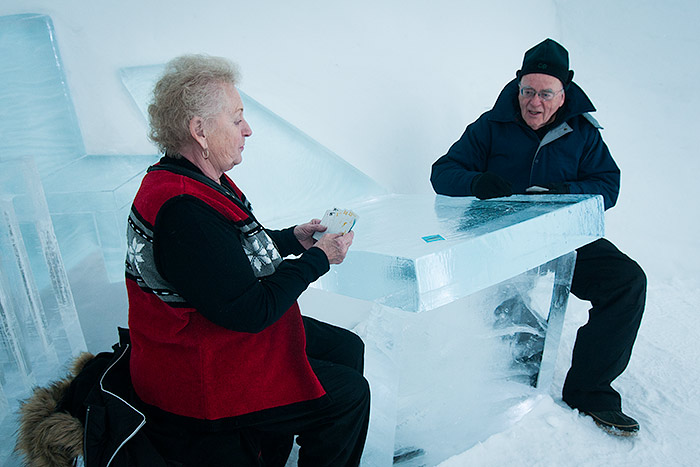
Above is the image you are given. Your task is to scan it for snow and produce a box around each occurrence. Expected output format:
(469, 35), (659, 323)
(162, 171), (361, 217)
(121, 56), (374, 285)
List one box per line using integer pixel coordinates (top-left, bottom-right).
(439, 277), (700, 466)
(1, 0), (699, 465)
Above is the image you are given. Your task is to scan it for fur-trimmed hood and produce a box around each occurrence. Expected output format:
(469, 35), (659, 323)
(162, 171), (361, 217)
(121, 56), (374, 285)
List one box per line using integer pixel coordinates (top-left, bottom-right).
(16, 352), (94, 467)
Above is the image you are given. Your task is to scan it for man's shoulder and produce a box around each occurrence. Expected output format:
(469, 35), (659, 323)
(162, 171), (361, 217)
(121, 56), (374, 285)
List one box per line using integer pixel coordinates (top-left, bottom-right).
(564, 113), (604, 136)
(465, 108), (520, 138)
(581, 112), (603, 129)
(562, 83), (597, 117)
(488, 79), (520, 122)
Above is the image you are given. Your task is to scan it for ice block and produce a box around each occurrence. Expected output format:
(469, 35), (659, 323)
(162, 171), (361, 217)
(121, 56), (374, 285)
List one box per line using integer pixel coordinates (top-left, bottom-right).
(314, 194), (603, 312)
(0, 158), (86, 457)
(0, 14), (85, 177)
(309, 194), (600, 466)
(42, 153), (160, 281)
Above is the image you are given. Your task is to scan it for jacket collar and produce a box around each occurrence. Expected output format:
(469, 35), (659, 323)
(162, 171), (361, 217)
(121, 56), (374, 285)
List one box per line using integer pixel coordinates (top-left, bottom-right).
(489, 78), (597, 124)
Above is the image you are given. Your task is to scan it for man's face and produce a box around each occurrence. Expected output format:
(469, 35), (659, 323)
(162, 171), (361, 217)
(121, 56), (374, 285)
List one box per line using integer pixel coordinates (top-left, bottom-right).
(518, 73), (565, 130)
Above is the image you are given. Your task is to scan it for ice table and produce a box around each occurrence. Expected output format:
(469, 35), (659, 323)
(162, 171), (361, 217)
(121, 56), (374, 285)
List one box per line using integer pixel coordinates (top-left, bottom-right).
(307, 193), (604, 466)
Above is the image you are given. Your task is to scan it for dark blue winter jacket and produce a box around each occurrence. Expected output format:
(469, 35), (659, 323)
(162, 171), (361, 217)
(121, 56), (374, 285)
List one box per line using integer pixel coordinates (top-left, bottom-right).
(430, 79), (620, 210)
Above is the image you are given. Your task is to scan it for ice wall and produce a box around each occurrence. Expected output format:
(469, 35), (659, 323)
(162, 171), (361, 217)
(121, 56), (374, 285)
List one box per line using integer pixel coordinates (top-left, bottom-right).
(0, 13), (158, 283)
(0, 15), (148, 464)
(0, 15), (88, 434)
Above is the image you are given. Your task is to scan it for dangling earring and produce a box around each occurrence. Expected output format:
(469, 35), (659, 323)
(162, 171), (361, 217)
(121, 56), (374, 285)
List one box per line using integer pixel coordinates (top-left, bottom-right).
(203, 148), (209, 160)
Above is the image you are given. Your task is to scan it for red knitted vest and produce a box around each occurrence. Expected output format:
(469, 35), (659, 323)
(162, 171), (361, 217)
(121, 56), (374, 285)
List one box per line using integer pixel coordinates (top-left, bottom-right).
(127, 168), (325, 420)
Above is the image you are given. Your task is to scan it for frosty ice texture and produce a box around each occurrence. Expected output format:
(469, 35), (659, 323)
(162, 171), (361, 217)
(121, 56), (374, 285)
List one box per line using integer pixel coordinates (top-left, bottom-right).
(0, 14), (84, 177)
(0, 14), (149, 464)
(334, 195), (598, 466)
(314, 194), (603, 312)
(353, 255), (578, 466)
(0, 158), (86, 451)
(0, 13), (160, 285)
(42, 153), (159, 280)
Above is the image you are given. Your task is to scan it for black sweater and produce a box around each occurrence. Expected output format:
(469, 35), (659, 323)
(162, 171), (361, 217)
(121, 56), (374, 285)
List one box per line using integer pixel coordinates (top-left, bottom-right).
(153, 158), (330, 333)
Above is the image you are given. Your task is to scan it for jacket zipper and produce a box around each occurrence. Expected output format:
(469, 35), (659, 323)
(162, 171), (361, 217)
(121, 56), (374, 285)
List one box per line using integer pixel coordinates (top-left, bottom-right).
(528, 122), (573, 186)
(100, 344), (147, 467)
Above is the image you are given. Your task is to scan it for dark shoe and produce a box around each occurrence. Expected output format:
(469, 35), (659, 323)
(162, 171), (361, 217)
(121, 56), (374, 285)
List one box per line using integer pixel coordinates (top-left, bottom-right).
(584, 410), (640, 436)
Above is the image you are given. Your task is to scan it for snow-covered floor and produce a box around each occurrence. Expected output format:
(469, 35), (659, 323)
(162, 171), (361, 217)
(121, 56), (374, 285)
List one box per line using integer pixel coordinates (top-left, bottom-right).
(439, 274), (700, 466)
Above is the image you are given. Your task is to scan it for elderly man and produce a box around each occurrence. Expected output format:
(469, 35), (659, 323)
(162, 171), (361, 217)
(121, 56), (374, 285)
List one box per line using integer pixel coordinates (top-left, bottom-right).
(430, 39), (646, 435)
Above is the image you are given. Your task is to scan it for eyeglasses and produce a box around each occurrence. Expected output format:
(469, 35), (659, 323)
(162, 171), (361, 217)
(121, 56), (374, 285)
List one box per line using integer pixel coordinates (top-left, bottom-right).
(519, 86), (563, 101)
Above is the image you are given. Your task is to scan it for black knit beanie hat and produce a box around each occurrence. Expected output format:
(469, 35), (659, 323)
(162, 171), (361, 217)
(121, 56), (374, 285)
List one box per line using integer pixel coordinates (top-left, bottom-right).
(516, 38), (574, 87)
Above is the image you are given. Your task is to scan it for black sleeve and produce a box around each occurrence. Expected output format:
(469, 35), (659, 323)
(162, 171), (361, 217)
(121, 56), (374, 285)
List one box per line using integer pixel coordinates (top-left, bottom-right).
(267, 227), (306, 257)
(154, 196), (330, 333)
(430, 117), (491, 196)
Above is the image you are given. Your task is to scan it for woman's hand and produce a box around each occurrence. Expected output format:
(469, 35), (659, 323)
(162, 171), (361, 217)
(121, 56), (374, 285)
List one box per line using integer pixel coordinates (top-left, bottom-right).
(314, 231), (354, 265)
(294, 219), (327, 250)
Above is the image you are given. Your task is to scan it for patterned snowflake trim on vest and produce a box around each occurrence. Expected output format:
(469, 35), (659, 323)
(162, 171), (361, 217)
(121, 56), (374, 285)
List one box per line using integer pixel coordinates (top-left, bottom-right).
(238, 222), (282, 277)
(125, 160), (284, 305)
(126, 207), (186, 305)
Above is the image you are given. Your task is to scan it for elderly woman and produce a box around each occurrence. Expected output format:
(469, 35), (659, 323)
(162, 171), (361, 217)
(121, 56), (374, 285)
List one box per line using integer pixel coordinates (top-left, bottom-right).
(126, 55), (369, 466)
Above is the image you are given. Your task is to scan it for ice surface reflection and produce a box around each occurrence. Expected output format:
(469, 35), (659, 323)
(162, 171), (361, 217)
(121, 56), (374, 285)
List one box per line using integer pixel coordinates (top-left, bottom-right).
(315, 194), (602, 312)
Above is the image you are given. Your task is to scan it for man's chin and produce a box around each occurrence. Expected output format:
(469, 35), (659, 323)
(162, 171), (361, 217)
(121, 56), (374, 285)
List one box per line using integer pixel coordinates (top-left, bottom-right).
(525, 118), (544, 130)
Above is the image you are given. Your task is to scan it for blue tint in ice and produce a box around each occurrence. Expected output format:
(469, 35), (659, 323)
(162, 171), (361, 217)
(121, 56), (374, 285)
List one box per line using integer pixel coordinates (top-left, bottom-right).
(42, 153), (159, 279)
(0, 14), (147, 461)
(314, 194), (602, 312)
(0, 157), (86, 449)
(0, 13), (159, 283)
(0, 14), (84, 177)
(317, 195), (598, 466)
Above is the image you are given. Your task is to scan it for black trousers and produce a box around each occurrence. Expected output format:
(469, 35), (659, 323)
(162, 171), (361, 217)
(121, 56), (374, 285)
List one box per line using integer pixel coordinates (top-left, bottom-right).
(254, 316), (370, 467)
(144, 317), (370, 467)
(562, 238), (647, 412)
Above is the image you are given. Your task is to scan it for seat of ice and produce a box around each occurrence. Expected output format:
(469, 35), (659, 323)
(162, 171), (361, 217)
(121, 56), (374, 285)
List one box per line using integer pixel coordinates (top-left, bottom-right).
(0, 14), (85, 177)
(0, 14), (161, 281)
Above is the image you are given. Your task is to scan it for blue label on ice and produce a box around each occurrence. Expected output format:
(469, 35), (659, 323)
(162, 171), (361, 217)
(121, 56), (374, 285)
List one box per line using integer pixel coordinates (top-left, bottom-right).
(422, 234), (445, 243)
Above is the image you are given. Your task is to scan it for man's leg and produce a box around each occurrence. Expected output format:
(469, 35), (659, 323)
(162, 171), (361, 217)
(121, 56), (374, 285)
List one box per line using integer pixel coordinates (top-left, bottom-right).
(563, 239), (646, 420)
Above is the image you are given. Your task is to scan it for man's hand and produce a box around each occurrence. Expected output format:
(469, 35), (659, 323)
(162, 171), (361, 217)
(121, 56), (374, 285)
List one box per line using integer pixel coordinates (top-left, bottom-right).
(314, 231), (354, 265)
(546, 182), (570, 194)
(471, 172), (513, 200)
(294, 219), (327, 250)
(525, 183), (570, 195)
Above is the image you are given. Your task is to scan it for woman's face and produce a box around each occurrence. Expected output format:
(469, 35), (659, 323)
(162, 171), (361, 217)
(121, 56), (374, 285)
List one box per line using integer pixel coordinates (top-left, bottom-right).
(204, 83), (252, 174)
